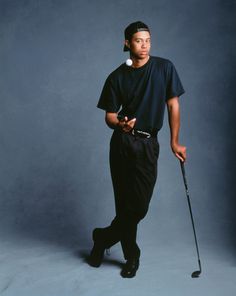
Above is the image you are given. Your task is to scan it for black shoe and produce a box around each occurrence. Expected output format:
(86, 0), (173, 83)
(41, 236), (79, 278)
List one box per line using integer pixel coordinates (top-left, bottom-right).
(88, 228), (106, 268)
(121, 258), (140, 278)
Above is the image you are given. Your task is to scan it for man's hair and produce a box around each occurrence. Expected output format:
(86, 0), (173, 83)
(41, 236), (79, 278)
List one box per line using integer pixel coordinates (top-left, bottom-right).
(123, 21), (150, 52)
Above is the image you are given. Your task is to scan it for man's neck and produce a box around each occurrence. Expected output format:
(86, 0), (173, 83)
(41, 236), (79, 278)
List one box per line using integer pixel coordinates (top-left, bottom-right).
(130, 55), (150, 68)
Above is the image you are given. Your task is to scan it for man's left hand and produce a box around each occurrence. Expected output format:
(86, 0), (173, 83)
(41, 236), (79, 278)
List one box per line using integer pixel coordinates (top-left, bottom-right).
(171, 143), (187, 162)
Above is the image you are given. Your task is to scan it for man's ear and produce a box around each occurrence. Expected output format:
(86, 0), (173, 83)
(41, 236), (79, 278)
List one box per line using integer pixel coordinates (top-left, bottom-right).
(124, 39), (130, 49)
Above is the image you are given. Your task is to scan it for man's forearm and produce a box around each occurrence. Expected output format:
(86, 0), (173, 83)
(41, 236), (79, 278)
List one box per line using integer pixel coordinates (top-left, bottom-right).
(167, 97), (181, 146)
(105, 112), (119, 129)
(166, 97), (186, 162)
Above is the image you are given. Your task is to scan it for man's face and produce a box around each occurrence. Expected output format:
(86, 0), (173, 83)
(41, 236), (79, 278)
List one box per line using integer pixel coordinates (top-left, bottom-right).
(125, 31), (151, 59)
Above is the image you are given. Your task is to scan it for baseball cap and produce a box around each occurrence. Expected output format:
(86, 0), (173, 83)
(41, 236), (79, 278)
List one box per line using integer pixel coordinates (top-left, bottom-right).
(123, 21), (150, 51)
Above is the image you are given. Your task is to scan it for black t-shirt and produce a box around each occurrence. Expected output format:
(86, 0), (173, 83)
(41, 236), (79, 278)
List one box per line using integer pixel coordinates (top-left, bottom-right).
(97, 56), (185, 132)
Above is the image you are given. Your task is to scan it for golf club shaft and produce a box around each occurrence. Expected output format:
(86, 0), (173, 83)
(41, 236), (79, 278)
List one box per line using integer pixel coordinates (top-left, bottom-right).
(180, 161), (202, 273)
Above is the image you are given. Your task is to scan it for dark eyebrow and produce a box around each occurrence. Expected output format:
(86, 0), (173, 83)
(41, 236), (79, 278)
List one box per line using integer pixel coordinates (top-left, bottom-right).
(134, 38), (151, 41)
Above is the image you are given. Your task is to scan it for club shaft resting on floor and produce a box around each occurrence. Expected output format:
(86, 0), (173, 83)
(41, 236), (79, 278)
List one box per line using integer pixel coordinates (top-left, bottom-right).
(180, 161), (202, 276)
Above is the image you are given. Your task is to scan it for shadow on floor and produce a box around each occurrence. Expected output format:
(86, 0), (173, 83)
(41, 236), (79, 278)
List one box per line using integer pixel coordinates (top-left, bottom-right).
(76, 249), (124, 269)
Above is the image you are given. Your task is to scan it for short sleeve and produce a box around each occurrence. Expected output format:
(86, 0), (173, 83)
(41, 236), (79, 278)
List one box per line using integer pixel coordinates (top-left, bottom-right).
(97, 76), (121, 112)
(166, 61), (185, 100)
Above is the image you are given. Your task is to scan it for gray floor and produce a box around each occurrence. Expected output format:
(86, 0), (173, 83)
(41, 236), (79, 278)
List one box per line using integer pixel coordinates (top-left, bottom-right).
(0, 229), (235, 296)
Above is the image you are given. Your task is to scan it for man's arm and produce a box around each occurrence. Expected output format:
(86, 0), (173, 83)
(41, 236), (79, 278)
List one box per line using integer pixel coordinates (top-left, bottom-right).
(166, 97), (187, 162)
(105, 112), (136, 133)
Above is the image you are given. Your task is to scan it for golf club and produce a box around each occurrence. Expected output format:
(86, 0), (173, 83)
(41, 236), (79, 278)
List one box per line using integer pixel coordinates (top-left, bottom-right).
(180, 160), (202, 278)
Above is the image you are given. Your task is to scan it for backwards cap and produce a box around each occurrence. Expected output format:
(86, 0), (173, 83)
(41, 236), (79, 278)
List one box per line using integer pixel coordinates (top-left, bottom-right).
(123, 21), (150, 52)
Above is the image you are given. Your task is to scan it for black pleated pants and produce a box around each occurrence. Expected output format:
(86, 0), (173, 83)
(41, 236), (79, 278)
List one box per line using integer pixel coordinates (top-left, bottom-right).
(103, 130), (159, 260)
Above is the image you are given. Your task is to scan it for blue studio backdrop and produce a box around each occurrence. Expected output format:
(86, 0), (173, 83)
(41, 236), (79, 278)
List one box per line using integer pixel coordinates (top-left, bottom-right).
(0, 0), (236, 264)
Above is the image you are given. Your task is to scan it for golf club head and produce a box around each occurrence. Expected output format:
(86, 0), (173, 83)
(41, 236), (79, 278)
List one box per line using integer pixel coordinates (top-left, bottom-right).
(191, 270), (201, 278)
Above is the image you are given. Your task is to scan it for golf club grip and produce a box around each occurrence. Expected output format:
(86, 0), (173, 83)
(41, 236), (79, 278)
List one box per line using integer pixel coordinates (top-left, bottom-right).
(180, 161), (188, 191)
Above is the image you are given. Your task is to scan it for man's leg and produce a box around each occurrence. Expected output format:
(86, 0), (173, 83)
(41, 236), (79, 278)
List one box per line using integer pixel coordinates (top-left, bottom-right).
(89, 131), (159, 274)
(88, 131), (125, 267)
(110, 131), (159, 277)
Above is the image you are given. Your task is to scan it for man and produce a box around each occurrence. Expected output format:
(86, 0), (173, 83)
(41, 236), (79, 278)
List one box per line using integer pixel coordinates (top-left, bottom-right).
(88, 21), (186, 278)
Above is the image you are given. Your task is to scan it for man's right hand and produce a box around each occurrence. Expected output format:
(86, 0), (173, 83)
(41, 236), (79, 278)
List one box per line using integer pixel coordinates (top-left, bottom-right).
(105, 112), (136, 132)
(118, 116), (136, 132)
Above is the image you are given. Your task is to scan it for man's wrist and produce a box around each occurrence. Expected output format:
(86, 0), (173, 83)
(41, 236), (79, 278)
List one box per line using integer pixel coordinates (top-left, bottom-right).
(115, 120), (123, 130)
(171, 140), (180, 150)
(171, 140), (178, 146)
